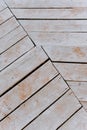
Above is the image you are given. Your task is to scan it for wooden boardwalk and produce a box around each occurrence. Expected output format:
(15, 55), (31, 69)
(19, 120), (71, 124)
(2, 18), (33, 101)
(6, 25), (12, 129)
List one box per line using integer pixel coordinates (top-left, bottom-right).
(0, 0), (87, 129)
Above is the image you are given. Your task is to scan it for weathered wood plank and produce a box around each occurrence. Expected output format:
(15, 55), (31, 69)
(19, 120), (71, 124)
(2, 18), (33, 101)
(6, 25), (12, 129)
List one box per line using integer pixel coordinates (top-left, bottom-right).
(20, 20), (87, 32)
(28, 32), (87, 46)
(24, 90), (81, 130)
(4, 0), (87, 8)
(67, 81), (87, 111)
(0, 76), (70, 130)
(0, 17), (19, 39)
(81, 102), (87, 112)
(0, 47), (48, 96)
(12, 8), (87, 19)
(54, 63), (87, 81)
(0, 8), (12, 25)
(0, 36), (34, 71)
(0, 26), (27, 54)
(0, 0), (7, 12)
(0, 61), (58, 120)
(44, 45), (87, 62)
(58, 108), (87, 130)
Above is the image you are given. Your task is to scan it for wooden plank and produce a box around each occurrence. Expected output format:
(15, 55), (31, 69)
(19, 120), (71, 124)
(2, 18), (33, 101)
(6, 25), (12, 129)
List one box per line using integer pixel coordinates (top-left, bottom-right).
(0, 61), (58, 120)
(24, 90), (81, 130)
(0, 8), (12, 25)
(0, 36), (34, 71)
(12, 8), (87, 19)
(20, 20), (87, 32)
(28, 32), (87, 46)
(0, 47), (48, 96)
(0, 76), (70, 130)
(58, 108), (87, 130)
(0, 0), (7, 12)
(4, 0), (87, 8)
(0, 17), (19, 39)
(67, 81), (87, 111)
(54, 63), (87, 81)
(0, 26), (27, 54)
(81, 102), (87, 112)
(44, 45), (87, 62)
(68, 82), (87, 102)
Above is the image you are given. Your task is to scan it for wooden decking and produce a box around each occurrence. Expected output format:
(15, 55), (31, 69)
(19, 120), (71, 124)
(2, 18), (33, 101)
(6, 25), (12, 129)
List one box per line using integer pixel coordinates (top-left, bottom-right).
(0, 0), (87, 129)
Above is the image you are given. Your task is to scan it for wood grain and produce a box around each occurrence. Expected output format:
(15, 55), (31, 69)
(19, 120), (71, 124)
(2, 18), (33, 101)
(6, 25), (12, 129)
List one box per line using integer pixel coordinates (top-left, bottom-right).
(68, 81), (87, 111)
(0, 8), (12, 25)
(28, 32), (87, 46)
(0, 76), (70, 130)
(44, 45), (87, 62)
(12, 8), (87, 19)
(5, 0), (87, 8)
(0, 36), (34, 71)
(0, 47), (48, 96)
(0, 61), (58, 120)
(58, 108), (87, 130)
(54, 63), (87, 81)
(24, 90), (81, 130)
(0, 17), (19, 39)
(0, 1), (87, 129)
(0, 26), (27, 54)
(20, 20), (87, 32)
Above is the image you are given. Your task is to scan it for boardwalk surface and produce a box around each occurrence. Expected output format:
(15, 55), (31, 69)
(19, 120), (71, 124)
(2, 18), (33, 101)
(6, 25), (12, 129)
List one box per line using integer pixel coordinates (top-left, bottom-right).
(0, 0), (87, 130)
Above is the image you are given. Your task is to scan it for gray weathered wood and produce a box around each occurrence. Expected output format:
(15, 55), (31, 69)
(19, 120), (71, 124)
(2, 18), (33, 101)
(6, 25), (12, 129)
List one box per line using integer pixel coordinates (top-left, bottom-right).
(58, 108), (87, 130)
(12, 8), (87, 19)
(0, 47), (48, 96)
(0, 0), (7, 12)
(20, 20), (87, 32)
(0, 8), (12, 25)
(81, 102), (87, 112)
(24, 90), (81, 130)
(0, 36), (34, 71)
(5, 0), (87, 8)
(54, 63), (87, 81)
(0, 1), (87, 129)
(0, 17), (19, 39)
(0, 76), (70, 130)
(0, 26), (26, 54)
(44, 45), (87, 62)
(28, 32), (87, 46)
(0, 61), (58, 120)
(68, 81), (87, 111)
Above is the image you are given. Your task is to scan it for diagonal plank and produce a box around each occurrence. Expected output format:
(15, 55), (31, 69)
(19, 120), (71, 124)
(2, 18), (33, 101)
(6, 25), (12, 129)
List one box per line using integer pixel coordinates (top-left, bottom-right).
(0, 26), (27, 54)
(0, 61), (58, 119)
(0, 61), (58, 120)
(0, 0), (87, 129)
(0, 8), (12, 25)
(54, 63), (87, 81)
(58, 108), (87, 130)
(0, 36), (34, 71)
(23, 90), (81, 130)
(4, 0), (87, 8)
(44, 45), (87, 62)
(0, 17), (19, 39)
(0, 47), (48, 96)
(12, 8), (87, 19)
(0, 75), (69, 130)
(27, 32), (87, 46)
(0, 0), (7, 12)
(67, 81), (87, 111)
(20, 20), (87, 33)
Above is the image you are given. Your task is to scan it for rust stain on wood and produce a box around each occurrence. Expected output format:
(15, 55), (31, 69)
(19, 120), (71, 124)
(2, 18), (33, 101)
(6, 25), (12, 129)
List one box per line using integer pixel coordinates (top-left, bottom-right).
(18, 81), (32, 100)
(73, 47), (85, 57)
(1, 0), (87, 129)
